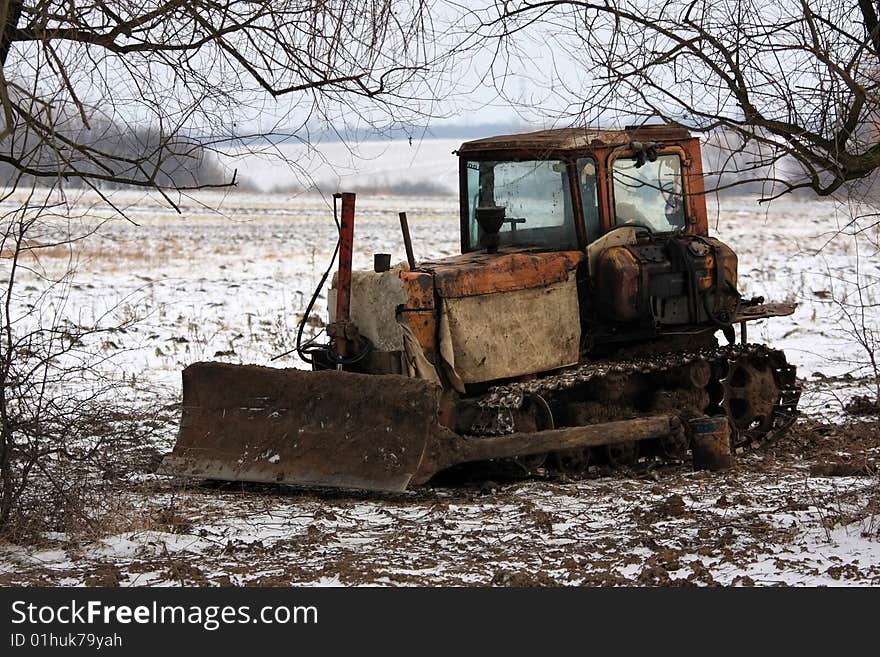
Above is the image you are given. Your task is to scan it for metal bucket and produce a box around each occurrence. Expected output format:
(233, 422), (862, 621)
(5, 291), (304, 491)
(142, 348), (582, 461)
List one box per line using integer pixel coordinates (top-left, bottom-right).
(688, 415), (733, 471)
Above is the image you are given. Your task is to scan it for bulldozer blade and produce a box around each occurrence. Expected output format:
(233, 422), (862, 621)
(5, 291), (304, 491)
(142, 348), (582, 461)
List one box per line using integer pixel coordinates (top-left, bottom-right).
(159, 362), (443, 493)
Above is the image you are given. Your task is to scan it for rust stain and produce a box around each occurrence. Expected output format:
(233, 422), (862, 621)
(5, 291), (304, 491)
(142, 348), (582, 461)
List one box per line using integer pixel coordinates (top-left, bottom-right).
(419, 250), (583, 298)
(398, 270), (435, 309)
(398, 309), (437, 360)
(681, 139), (709, 236)
(596, 246), (641, 322)
(457, 125), (693, 156)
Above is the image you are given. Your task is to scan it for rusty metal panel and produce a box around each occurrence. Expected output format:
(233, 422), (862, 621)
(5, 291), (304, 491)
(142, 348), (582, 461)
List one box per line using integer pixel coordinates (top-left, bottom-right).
(398, 270), (435, 309)
(421, 250), (583, 299)
(397, 309), (437, 360)
(457, 126), (692, 156)
(586, 225), (639, 277)
(400, 321), (441, 383)
(595, 245), (641, 322)
(681, 138), (709, 236)
(704, 236), (738, 288)
(439, 274), (581, 385)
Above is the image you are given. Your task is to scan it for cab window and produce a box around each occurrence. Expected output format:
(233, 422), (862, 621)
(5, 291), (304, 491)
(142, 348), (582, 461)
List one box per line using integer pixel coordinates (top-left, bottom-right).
(612, 153), (686, 232)
(465, 159), (578, 251)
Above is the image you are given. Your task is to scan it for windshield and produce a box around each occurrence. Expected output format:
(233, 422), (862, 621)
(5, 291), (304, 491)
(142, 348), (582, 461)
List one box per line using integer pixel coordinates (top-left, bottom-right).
(612, 153), (686, 232)
(465, 159), (578, 251)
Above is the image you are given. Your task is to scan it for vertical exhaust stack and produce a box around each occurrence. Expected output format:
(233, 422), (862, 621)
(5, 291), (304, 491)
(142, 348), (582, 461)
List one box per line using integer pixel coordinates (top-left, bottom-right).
(398, 211), (416, 269)
(328, 192), (357, 362)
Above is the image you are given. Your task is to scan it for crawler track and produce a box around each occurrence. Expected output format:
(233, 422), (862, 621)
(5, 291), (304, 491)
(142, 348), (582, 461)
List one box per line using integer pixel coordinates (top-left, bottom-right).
(473, 343), (800, 457)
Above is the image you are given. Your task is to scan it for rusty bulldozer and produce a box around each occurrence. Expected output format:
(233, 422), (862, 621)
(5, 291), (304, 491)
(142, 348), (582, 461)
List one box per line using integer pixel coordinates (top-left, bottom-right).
(160, 126), (800, 491)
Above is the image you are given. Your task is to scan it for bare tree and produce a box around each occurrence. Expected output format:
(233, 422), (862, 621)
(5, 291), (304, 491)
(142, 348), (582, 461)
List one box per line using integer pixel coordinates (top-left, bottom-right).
(820, 199), (880, 411)
(0, 181), (153, 532)
(460, 1), (880, 200)
(0, 1), (435, 533)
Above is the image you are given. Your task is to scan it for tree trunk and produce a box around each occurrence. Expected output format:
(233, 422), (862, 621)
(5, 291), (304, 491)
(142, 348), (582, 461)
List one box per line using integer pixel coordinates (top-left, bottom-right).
(0, 0), (22, 66)
(858, 0), (880, 64)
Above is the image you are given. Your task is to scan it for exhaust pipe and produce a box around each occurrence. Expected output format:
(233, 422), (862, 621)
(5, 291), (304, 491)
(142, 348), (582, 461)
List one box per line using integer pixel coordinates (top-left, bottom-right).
(398, 211), (416, 269)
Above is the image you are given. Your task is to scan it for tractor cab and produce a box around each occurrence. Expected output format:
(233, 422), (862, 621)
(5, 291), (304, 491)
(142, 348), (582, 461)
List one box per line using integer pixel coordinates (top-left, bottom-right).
(453, 126), (744, 340)
(456, 125), (703, 254)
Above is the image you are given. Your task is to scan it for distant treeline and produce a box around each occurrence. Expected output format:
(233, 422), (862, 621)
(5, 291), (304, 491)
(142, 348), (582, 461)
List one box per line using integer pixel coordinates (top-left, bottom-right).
(699, 131), (793, 198)
(232, 121), (530, 147)
(0, 119), (228, 190)
(263, 127), (812, 199)
(267, 177), (455, 197)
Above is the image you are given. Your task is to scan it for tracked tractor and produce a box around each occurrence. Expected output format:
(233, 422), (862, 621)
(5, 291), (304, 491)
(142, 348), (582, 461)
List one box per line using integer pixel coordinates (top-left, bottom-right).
(160, 125), (800, 491)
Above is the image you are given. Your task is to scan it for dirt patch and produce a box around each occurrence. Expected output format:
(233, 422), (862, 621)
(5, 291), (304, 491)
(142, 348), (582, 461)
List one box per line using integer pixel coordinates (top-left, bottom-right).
(810, 461), (877, 477)
(84, 564), (122, 587)
(845, 395), (880, 417)
(491, 569), (559, 587)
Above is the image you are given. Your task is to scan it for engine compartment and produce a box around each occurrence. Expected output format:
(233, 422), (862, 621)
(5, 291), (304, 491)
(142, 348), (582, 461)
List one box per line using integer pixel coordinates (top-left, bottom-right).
(595, 234), (739, 329)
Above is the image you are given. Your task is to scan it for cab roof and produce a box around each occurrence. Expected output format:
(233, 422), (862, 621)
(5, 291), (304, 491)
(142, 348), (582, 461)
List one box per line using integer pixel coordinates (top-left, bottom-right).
(456, 125), (692, 157)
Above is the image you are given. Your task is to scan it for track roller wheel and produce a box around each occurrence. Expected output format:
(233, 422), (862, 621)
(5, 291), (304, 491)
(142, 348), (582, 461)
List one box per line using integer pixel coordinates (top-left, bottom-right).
(511, 394), (553, 474)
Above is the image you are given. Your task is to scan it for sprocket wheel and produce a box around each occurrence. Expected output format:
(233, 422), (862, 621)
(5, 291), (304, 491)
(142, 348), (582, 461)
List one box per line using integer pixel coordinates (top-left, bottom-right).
(720, 354), (780, 447)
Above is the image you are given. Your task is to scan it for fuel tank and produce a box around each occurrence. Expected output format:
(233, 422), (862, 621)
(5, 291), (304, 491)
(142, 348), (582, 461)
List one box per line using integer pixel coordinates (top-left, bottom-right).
(328, 249), (586, 389)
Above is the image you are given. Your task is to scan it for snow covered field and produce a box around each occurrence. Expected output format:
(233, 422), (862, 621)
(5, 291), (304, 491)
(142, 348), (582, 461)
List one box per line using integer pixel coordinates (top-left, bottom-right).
(0, 185), (878, 587)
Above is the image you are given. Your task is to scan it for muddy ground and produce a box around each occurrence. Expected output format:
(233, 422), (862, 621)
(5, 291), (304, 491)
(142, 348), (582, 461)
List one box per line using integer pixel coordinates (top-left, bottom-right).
(1, 413), (877, 587)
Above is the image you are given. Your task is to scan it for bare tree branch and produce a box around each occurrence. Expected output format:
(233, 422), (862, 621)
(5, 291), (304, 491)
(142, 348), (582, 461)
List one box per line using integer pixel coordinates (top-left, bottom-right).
(463, 1), (880, 199)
